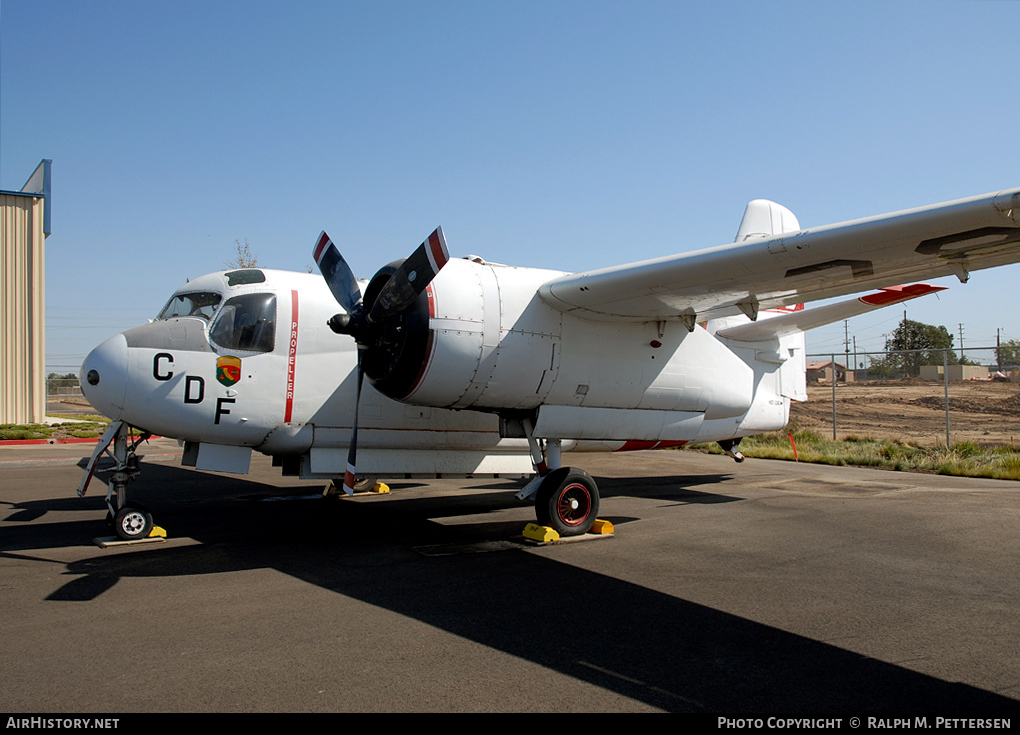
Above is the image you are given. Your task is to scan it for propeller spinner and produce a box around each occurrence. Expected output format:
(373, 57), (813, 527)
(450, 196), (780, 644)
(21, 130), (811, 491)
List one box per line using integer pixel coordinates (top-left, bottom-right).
(312, 227), (450, 494)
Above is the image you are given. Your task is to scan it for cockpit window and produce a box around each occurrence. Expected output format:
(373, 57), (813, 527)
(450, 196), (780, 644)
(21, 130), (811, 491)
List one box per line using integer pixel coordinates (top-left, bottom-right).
(225, 269), (266, 286)
(209, 293), (277, 353)
(157, 292), (222, 321)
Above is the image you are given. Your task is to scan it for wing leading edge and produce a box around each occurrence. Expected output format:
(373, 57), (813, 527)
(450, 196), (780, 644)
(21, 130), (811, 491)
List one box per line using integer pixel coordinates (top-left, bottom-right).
(538, 188), (1020, 324)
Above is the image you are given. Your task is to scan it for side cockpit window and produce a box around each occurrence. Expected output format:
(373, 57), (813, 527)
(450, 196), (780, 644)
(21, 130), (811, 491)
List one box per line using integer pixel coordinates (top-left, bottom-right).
(157, 292), (222, 321)
(209, 293), (277, 353)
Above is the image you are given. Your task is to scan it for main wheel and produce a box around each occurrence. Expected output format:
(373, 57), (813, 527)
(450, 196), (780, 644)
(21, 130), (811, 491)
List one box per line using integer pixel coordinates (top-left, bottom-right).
(113, 503), (153, 541)
(534, 468), (600, 537)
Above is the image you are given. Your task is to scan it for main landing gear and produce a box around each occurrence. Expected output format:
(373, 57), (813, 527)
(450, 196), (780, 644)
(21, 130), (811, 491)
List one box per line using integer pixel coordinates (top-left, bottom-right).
(515, 420), (600, 536)
(78, 420), (156, 541)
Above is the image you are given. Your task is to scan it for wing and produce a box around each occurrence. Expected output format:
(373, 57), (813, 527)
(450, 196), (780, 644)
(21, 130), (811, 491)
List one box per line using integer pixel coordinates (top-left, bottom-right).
(538, 188), (1020, 324)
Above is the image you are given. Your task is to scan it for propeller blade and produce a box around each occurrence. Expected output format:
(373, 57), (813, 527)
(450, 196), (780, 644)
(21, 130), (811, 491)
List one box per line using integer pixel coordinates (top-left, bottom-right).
(342, 350), (366, 496)
(313, 231), (363, 315)
(368, 227), (450, 323)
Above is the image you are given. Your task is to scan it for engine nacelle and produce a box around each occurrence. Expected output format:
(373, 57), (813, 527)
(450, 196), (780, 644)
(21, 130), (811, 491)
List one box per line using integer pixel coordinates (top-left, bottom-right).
(363, 258), (754, 425)
(363, 258), (564, 409)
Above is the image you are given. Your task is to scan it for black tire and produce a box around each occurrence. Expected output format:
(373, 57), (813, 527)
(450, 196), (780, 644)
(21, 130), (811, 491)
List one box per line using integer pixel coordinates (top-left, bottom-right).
(113, 503), (153, 541)
(534, 468), (599, 537)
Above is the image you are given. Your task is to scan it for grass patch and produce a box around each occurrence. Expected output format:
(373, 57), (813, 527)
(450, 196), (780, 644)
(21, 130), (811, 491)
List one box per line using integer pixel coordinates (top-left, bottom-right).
(692, 431), (1020, 481)
(0, 415), (112, 441)
(0, 425), (51, 441)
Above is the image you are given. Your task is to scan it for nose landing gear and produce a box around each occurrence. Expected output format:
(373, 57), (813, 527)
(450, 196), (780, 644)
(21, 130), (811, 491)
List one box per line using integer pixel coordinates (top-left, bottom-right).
(78, 420), (156, 541)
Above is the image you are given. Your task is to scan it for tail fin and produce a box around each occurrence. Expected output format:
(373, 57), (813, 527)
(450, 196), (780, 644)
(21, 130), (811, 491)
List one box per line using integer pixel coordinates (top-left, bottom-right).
(734, 199), (800, 241)
(701, 200), (801, 335)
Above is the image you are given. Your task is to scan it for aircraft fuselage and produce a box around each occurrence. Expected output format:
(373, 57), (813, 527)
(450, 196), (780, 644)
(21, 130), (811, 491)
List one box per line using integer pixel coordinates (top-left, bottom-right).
(81, 263), (799, 477)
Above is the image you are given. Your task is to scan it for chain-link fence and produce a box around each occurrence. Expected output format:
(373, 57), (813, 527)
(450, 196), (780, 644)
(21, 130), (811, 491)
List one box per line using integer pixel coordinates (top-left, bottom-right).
(46, 374), (92, 414)
(47, 376), (82, 396)
(804, 346), (1020, 446)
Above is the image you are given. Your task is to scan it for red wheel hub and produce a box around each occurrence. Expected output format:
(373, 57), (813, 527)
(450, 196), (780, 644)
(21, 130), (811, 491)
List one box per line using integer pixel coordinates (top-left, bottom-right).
(556, 483), (592, 527)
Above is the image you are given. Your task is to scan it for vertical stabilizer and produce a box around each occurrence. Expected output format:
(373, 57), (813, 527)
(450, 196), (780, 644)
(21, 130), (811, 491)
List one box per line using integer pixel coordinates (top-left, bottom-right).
(734, 199), (800, 241)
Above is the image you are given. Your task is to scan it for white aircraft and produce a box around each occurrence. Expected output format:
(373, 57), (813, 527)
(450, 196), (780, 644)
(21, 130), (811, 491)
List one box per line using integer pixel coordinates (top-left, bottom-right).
(78, 187), (1020, 541)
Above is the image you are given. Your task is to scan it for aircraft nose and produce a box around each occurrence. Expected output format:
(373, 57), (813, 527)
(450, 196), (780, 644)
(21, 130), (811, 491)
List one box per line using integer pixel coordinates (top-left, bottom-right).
(80, 333), (129, 419)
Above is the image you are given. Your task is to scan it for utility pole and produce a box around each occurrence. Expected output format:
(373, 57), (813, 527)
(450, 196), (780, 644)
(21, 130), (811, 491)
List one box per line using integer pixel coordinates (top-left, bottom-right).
(997, 328), (1002, 372)
(903, 309), (909, 379)
(844, 320), (850, 378)
(958, 323), (965, 364)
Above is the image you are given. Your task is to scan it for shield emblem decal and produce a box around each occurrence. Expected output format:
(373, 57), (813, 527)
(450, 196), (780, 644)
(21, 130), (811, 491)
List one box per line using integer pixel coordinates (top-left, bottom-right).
(216, 356), (242, 387)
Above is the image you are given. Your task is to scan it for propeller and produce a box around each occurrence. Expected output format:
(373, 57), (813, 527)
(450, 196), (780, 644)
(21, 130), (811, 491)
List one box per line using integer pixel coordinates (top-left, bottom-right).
(313, 231), (366, 340)
(312, 227), (451, 494)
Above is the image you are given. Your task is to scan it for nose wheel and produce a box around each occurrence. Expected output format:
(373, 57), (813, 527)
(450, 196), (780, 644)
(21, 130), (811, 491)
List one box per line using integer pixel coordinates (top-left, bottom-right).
(107, 503), (154, 541)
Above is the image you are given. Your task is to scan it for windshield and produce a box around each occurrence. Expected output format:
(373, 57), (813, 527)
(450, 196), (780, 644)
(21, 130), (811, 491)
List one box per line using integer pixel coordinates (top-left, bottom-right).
(209, 293), (277, 353)
(157, 291), (222, 321)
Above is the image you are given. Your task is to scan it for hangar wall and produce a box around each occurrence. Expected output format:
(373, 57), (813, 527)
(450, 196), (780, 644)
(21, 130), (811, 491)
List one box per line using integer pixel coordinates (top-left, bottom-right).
(1, 161), (50, 424)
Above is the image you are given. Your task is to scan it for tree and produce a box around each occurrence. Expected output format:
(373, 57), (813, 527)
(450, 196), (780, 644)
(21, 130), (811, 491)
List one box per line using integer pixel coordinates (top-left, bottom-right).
(998, 339), (1020, 369)
(225, 238), (258, 269)
(878, 318), (958, 377)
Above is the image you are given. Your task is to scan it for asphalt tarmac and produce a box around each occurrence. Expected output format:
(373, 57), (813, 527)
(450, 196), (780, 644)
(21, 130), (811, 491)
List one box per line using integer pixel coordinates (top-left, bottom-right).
(2, 441), (1019, 714)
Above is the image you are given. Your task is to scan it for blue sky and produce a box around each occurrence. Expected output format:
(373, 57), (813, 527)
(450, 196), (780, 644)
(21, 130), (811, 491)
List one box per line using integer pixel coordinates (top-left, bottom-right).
(2, 1), (1019, 373)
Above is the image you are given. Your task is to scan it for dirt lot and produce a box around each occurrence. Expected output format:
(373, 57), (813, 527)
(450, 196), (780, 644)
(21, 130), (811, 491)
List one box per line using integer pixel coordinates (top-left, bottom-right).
(794, 379), (1020, 447)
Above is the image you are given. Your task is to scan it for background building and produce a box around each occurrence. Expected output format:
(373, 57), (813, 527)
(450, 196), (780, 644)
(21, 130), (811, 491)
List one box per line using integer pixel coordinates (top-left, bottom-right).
(919, 364), (990, 381)
(1, 160), (51, 424)
(806, 360), (849, 384)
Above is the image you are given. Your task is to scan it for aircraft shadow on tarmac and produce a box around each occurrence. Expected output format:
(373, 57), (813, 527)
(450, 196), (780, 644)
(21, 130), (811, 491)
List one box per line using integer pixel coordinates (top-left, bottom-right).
(4, 461), (1018, 713)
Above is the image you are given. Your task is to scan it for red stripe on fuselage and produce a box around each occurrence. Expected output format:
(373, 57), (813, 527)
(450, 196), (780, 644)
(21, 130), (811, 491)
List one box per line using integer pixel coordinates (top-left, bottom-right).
(285, 290), (299, 422)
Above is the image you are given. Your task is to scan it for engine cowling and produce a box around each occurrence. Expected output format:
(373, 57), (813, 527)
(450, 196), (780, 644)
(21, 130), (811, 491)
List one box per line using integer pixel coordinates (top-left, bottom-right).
(362, 258), (565, 411)
(357, 259), (433, 399)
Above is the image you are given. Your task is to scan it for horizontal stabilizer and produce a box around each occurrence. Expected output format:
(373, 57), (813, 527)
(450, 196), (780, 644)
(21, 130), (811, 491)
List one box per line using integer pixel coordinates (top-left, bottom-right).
(716, 283), (946, 342)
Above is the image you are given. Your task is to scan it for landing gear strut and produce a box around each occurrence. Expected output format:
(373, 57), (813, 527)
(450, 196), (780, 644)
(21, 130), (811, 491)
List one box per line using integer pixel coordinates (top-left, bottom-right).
(78, 420), (155, 541)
